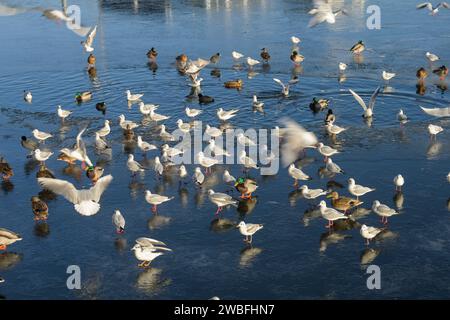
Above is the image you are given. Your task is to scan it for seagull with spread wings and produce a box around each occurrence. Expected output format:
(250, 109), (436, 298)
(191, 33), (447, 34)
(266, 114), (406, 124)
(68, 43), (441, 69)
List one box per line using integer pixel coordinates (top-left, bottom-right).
(308, 0), (347, 28)
(349, 87), (381, 118)
(81, 25), (97, 52)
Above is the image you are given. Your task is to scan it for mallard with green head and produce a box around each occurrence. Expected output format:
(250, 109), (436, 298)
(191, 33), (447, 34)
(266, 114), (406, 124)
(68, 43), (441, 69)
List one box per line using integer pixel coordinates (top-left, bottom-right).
(235, 177), (258, 199)
(309, 97), (329, 113)
(350, 40), (365, 54)
(75, 91), (92, 103)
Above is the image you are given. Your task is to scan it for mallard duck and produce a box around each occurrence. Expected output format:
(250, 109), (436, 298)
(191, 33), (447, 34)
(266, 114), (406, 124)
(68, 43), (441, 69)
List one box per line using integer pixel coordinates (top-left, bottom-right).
(31, 196), (48, 220)
(210, 52), (220, 64)
(290, 51), (304, 65)
(123, 125), (135, 141)
(146, 47), (158, 60)
(309, 97), (329, 113)
(85, 166), (104, 184)
(433, 65), (448, 80)
(260, 48), (271, 63)
(21, 136), (38, 155)
(95, 102), (106, 115)
(235, 177), (258, 199)
(326, 191), (363, 213)
(0, 160), (13, 181)
(57, 152), (77, 165)
(87, 53), (96, 65)
(75, 91), (92, 103)
(36, 164), (55, 179)
(0, 228), (22, 250)
(198, 93), (214, 104)
(350, 40), (365, 54)
(416, 67), (428, 80)
(224, 79), (243, 89)
(325, 109), (336, 124)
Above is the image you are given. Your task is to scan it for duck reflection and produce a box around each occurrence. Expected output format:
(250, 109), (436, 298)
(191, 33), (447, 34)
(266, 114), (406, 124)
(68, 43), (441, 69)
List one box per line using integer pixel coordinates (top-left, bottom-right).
(1, 180), (14, 194)
(114, 237), (127, 252)
(62, 164), (82, 181)
(360, 248), (381, 265)
(33, 222), (50, 238)
(239, 245), (263, 267)
(147, 61), (158, 74)
(416, 81), (427, 95)
(353, 54), (364, 65)
(0, 252), (22, 270)
(237, 197), (258, 216)
(319, 231), (351, 252)
(210, 217), (236, 233)
(136, 268), (171, 296)
(331, 219), (361, 231)
(147, 215), (172, 230)
(210, 68), (221, 78)
(24, 158), (40, 176)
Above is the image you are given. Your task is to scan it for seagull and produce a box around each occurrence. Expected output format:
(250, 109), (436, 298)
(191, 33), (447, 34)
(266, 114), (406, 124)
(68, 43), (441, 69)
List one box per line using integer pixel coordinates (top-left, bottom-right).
(239, 151), (259, 171)
(273, 77), (299, 97)
(157, 125), (174, 142)
(326, 158), (345, 175)
(217, 108), (239, 121)
(205, 139), (230, 157)
(150, 108), (170, 122)
(188, 73), (203, 87)
(57, 105), (72, 121)
(176, 119), (191, 134)
(95, 133), (109, 151)
(325, 122), (347, 135)
(205, 124), (223, 138)
(382, 71), (396, 81)
(223, 170), (236, 184)
(145, 190), (174, 213)
(59, 128), (93, 167)
(96, 120), (111, 138)
(208, 189), (238, 215)
(246, 57), (260, 68)
(417, 2), (450, 15)
(32, 129), (52, 143)
(127, 154), (145, 176)
(185, 107), (202, 118)
(81, 25), (97, 52)
(349, 87), (381, 118)
(197, 152), (218, 173)
(24, 90), (32, 103)
(420, 105), (450, 117)
(153, 156), (164, 177)
(426, 51), (440, 62)
(300, 185), (327, 200)
(139, 102), (158, 116)
(137, 136), (157, 154)
(279, 119), (318, 166)
(288, 164), (312, 187)
(179, 165), (188, 183)
(193, 167), (205, 186)
(317, 142), (339, 160)
(34, 149), (53, 162)
(237, 133), (257, 147)
(162, 144), (184, 157)
(252, 95), (264, 110)
(373, 200), (399, 225)
(318, 200), (348, 228)
(119, 114), (139, 130)
(232, 51), (244, 61)
(348, 178), (375, 200)
(131, 237), (171, 267)
(260, 144), (276, 164)
(37, 175), (113, 216)
(339, 62), (347, 71)
(112, 210), (125, 234)
(308, 0), (347, 28)
(291, 36), (301, 45)
(126, 90), (144, 102)
(360, 224), (382, 245)
(428, 124), (444, 138)
(236, 221), (263, 244)
(393, 174), (405, 191)
(397, 109), (408, 124)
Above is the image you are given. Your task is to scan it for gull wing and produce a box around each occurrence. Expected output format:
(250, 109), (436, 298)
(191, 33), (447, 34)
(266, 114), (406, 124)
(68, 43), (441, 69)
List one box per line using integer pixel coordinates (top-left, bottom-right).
(273, 78), (286, 90)
(420, 106), (450, 117)
(349, 89), (368, 111)
(416, 2), (433, 10)
(280, 119), (318, 167)
(368, 87), (381, 110)
(89, 175), (113, 202)
(37, 178), (79, 204)
(85, 25), (97, 47)
(136, 237), (167, 247)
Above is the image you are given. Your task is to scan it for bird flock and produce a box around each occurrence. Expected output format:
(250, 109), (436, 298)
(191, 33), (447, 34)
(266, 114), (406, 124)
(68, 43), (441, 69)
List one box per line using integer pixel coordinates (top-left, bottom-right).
(1, 1), (450, 290)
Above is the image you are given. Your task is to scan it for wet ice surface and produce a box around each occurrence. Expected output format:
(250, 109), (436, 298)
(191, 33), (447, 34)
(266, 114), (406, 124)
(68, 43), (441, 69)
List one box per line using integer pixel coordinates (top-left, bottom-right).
(0, 0), (450, 299)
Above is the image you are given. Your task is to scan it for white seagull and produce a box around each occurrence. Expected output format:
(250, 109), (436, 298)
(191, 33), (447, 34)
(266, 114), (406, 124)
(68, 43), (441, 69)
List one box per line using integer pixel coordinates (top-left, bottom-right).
(197, 152), (218, 173)
(339, 62), (347, 71)
(24, 90), (32, 103)
(34, 149), (53, 162)
(237, 133), (257, 147)
(417, 2), (449, 15)
(32, 129), (52, 143)
(273, 77), (299, 97)
(223, 170), (236, 184)
(119, 114), (139, 130)
(96, 120), (111, 138)
(393, 174), (405, 191)
(372, 200), (399, 224)
(126, 90), (143, 102)
(232, 51), (244, 61)
(426, 51), (440, 62)
(318, 200), (348, 228)
(205, 124), (223, 139)
(326, 158), (345, 175)
(137, 136), (157, 153)
(193, 167), (205, 186)
(236, 221), (263, 244)
(239, 151), (259, 170)
(246, 57), (260, 68)
(208, 189), (238, 215)
(348, 178), (375, 200)
(325, 122), (347, 135)
(131, 237), (171, 267)
(428, 124), (444, 138)
(145, 190), (174, 213)
(349, 87), (381, 118)
(57, 105), (72, 121)
(127, 154), (145, 175)
(397, 109), (408, 124)
(112, 210), (125, 234)
(360, 224), (382, 245)
(288, 164), (312, 187)
(382, 71), (396, 81)
(317, 142), (339, 160)
(81, 25), (97, 52)
(300, 185), (327, 200)
(185, 107), (202, 118)
(308, 0), (347, 28)
(217, 108), (239, 121)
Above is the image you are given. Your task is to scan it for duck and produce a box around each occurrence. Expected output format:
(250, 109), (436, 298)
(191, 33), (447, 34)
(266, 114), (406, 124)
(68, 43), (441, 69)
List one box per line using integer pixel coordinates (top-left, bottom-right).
(210, 52), (221, 64)
(326, 191), (363, 213)
(85, 166), (104, 184)
(57, 152), (77, 165)
(31, 196), (49, 220)
(416, 67), (428, 80)
(0, 228), (22, 250)
(198, 93), (214, 104)
(290, 50), (304, 65)
(95, 102), (106, 115)
(24, 90), (32, 103)
(21, 136), (38, 156)
(123, 125), (135, 141)
(235, 177), (258, 199)
(309, 97), (329, 113)
(224, 79), (243, 89)
(433, 65), (448, 80)
(325, 109), (336, 124)
(350, 40), (365, 54)
(87, 53), (96, 65)
(36, 164), (55, 179)
(146, 47), (158, 60)
(75, 91), (92, 103)
(0, 159), (13, 181)
(260, 48), (271, 63)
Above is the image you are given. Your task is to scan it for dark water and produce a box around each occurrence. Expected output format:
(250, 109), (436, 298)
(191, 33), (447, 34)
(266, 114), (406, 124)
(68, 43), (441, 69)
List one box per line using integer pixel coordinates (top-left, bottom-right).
(0, 0), (449, 299)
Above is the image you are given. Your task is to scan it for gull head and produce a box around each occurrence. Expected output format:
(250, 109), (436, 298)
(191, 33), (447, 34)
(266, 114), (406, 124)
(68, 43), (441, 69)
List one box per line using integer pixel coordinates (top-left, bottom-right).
(176, 119), (183, 125)
(195, 167), (202, 173)
(105, 120), (110, 125)
(317, 142), (324, 148)
(236, 221), (246, 229)
(239, 150), (246, 157)
(318, 200), (326, 208)
(154, 156), (161, 163)
(131, 244), (140, 251)
(118, 114), (125, 121)
(207, 189), (215, 195)
(361, 224), (368, 231)
(289, 163), (295, 170)
(145, 190), (152, 197)
(128, 154), (134, 161)
(372, 200), (381, 207)
(348, 178), (355, 185)
(299, 185), (308, 192)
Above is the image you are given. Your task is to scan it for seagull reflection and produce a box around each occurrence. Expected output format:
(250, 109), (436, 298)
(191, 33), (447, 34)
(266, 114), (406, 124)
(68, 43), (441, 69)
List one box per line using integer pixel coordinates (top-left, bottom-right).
(338, 74), (346, 84)
(374, 229), (398, 243)
(210, 68), (221, 78)
(136, 268), (171, 296)
(364, 116), (373, 128)
(360, 248), (381, 266)
(24, 158), (40, 176)
(288, 189), (303, 207)
(186, 86), (201, 100)
(0, 252), (23, 270)
(129, 181), (146, 199)
(319, 231), (351, 252)
(393, 191), (404, 210)
(302, 206), (321, 227)
(237, 197), (258, 216)
(209, 217), (236, 233)
(114, 237), (127, 252)
(33, 222), (50, 237)
(147, 215), (172, 230)
(178, 187), (189, 208)
(426, 140), (442, 159)
(247, 70), (259, 79)
(239, 245), (263, 267)
(348, 207), (371, 221)
(232, 63), (244, 71)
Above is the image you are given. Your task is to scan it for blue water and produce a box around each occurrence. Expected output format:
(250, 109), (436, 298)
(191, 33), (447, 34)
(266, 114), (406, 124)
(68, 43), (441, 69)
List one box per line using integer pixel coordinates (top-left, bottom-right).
(0, 0), (449, 299)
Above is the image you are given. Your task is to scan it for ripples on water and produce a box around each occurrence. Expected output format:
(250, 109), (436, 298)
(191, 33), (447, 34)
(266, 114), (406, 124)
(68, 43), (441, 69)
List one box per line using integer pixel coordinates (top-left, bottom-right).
(0, 0), (449, 299)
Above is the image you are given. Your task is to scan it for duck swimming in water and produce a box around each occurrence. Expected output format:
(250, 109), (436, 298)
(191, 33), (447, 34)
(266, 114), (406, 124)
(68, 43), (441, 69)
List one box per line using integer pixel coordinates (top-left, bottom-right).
(260, 48), (271, 63)
(146, 47), (158, 61)
(96, 102), (106, 115)
(198, 93), (215, 104)
(75, 91), (92, 103)
(0, 159), (13, 181)
(224, 79), (243, 89)
(350, 40), (365, 54)
(87, 53), (96, 65)
(433, 65), (448, 80)
(309, 97), (329, 113)
(290, 51), (304, 65)
(416, 67), (428, 80)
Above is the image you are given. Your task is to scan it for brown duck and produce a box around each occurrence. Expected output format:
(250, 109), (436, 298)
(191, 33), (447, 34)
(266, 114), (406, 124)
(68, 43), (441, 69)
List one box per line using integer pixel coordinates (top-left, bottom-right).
(416, 67), (428, 80)
(147, 47), (158, 60)
(260, 48), (271, 63)
(0, 159), (13, 181)
(224, 79), (243, 89)
(87, 53), (96, 65)
(31, 196), (49, 221)
(36, 164), (55, 179)
(326, 191), (363, 213)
